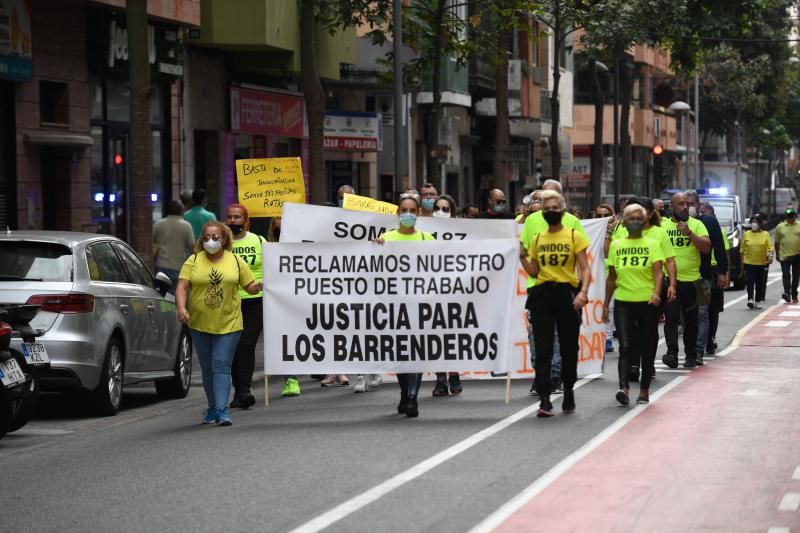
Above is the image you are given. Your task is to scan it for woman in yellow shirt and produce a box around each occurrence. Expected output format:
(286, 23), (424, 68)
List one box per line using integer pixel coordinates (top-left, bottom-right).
(519, 190), (591, 418)
(603, 204), (664, 405)
(375, 193), (434, 418)
(741, 213), (773, 309)
(176, 221), (262, 426)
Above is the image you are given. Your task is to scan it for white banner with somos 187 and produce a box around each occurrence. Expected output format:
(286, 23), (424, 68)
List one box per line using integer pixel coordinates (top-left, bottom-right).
(277, 203), (608, 378)
(262, 239), (519, 374)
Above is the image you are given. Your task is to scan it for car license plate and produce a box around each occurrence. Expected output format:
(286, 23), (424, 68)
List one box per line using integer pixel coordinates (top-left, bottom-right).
(0, 358), (25, 387)
(21, 342), (49, 365)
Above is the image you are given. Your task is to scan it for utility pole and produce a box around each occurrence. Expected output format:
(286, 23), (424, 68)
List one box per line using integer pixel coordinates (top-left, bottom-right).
(612, 53), (620, 207)
(694, 70), (700, 187)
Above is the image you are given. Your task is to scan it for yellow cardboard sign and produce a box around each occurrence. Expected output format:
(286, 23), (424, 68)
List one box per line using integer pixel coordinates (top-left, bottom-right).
(236, 157), (306, 217)
(342, 193), (398, 215)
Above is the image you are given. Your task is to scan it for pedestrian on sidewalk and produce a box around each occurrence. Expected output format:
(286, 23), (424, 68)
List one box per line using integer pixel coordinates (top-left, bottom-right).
(176, 221), (262, 426)
(519, 190), (591, 418)
(604, 203), (665, 406)
(373, 193), (435, 418)
(775, 208), (800, 303)
(152, 200), (195, 294)
(741, 213), (773, 309)
(661, 192), (711, 369)
(183, 189), (217, 240)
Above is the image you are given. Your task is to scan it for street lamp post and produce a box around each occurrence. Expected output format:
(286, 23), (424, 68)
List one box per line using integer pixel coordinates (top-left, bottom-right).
(669, 100), (692, 189)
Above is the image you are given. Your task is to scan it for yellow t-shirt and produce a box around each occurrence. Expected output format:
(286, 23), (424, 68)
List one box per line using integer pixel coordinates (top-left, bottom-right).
(742, 230), (773, 266)
(179, 250), (255, 334)
(382, 229), (435, 242)
(711, 228), (730, 267)
(520, 211), (588, 288)
(661, 217), (709, 282)
(608, 236), (665, 302)
(529, 226), (590, 288)
(231, 232), (266, 299)
(775, 221), (800, 261)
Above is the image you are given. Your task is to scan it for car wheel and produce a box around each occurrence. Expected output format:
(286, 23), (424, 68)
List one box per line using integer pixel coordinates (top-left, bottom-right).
(155, 328), (192, 399)
(91, 337), (124, 416)
(6, 348), (40, 433)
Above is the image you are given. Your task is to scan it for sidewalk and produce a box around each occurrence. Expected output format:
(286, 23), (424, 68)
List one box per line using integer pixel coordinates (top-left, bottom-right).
(490, 303), (800, 533)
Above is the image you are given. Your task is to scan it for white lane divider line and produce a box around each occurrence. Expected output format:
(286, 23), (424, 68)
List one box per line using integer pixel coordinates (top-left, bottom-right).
(766, 320), (792, 328)
(288, 376), (601, 533)
(778, 493), (800, 511)
(793, 466), (800, 480)
(779, 311), (800, 317)
(467, 376), (688, 533)
(767, 527), (790, 533)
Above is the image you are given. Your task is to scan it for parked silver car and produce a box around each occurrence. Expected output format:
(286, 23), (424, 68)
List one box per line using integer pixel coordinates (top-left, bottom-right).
(0, 231), (192, 415)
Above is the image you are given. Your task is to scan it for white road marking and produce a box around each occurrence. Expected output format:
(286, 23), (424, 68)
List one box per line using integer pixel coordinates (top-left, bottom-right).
(779, 311), (800, 317)
(767, 527), (790, 533)
(9, 427), (74, 436)
(793, 466), (800, 480)
(779, 493), (800, 511)
(467, 376), (688, 533)
(766, 320), (792, 328)
(287, 376), (601, 533)
(740, 389), (765, 397)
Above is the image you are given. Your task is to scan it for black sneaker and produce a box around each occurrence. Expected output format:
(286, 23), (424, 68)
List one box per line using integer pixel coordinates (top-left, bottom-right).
(432, 379), (449, 397)
(696, 354), (704, 366)
(706, 342), (717, 355)
(662, 353), (679, 369)
(240, 393), (256, 409)
(529, 382), (539, 396)
(629, 365), (640, 383)
(683, 358), (697, 368)
(783, 292), (791, 303)
(562, 389), (575, 413)
(229, 396), (241, 409)
(537, 398), (554, 418)
(448, 374), (463, 395)
(405, 397), (419, 418)
(615, 389), (630, 406)
(397, 396), (408, 414)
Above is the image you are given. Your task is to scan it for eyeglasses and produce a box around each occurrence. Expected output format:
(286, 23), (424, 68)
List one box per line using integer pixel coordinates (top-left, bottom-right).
(201, 234), (223, 242)
(434, 205), (451, 213)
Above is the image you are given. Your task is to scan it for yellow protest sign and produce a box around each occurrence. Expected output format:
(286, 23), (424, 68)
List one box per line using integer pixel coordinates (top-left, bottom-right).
(236, 157), (306, 217)
(342, 193), (398, 215)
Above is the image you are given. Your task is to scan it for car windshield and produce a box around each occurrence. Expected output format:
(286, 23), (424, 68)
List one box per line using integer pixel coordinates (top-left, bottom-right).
(703, 201), (735, 232)
(0, 241), (73, 282)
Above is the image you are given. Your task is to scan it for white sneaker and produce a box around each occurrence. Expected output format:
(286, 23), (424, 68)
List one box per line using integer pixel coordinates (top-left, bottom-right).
(747, 298), (754, 309)
(754, 302), (763, 309)
(367, 374), (382, 389)
(354, 375), (367, 393)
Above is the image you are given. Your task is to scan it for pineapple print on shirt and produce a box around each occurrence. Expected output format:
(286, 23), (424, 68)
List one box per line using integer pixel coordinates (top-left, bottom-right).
(204, 268), (225, 309)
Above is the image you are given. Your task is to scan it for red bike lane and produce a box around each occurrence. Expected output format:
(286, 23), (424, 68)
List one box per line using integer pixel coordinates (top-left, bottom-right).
(490, 305), (800, 533)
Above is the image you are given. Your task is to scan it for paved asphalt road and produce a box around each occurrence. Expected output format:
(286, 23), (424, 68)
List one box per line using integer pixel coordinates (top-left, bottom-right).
(0, 263), (790, 533)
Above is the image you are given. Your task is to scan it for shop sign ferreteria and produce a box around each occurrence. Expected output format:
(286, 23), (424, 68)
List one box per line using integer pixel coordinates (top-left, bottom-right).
(230, 86), (305, 138)
(324, 112), (381, 152)
(236, 157), (306, 217)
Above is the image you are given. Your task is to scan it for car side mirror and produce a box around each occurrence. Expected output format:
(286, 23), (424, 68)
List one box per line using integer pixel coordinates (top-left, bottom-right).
(155, 272), (172, 296)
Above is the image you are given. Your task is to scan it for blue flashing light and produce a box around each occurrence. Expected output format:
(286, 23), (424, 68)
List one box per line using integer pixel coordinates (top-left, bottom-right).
(708, 187), (728, 195)
(109, 194), (116, 203)
(94, 193), (104, 202)
(151, 193), (159, 203)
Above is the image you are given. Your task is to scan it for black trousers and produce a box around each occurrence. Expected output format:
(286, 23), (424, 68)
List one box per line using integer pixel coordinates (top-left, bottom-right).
(781, 254), (800, 298)
(615, 301), (659, 390)
(663, 280), (699, 362)
(530, 282), (580, 399)
(232, 297), (262, 396)
(745, 264), (767, 302)
(707, 267), (724, 349)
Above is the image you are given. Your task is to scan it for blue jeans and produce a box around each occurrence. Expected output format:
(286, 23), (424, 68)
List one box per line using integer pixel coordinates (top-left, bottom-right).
(190, 329), (242, 410)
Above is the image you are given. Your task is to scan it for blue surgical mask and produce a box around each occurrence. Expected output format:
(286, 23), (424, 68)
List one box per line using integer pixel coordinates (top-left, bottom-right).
(493, 202), (506, 213)
(399, 213), (417, 228)
(421, 198), (435, 211)
(337, 199), (344, 208)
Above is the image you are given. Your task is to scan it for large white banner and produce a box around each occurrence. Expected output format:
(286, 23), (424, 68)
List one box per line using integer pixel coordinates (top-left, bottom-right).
(280, 202), (518, 243)
(277, 203), (607, 378)
(263, 240), (519, 374)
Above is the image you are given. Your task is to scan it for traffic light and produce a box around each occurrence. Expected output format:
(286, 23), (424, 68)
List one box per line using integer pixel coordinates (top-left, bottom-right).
(652, 145), (665, 186)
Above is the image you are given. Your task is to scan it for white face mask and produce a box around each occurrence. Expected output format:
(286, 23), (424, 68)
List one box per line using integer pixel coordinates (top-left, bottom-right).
(203, 239), (223, 254)
(432, 210), (451, 219)
(688, 206), (697, 217)
(751, 222), (760, 231)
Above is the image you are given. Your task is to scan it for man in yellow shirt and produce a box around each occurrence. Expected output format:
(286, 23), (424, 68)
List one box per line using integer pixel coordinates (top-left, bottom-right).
(775, 208), (800, 303)
(661, 193), (711, 369)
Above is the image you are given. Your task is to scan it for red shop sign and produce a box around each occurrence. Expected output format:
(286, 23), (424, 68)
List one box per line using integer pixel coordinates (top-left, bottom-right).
(230, 86), (305, 138)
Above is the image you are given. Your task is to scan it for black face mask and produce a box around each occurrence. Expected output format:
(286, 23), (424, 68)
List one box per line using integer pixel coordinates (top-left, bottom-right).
(543, 210), (563, 226)
(228, 223), (244, 235)
(673, 211), (689, 222)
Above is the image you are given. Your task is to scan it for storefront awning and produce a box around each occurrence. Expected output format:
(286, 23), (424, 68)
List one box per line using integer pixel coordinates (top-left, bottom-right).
(24, 132), (93, 147)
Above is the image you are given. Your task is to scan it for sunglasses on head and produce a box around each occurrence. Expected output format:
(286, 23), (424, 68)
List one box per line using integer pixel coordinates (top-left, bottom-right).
(400, 193), (420, 201)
